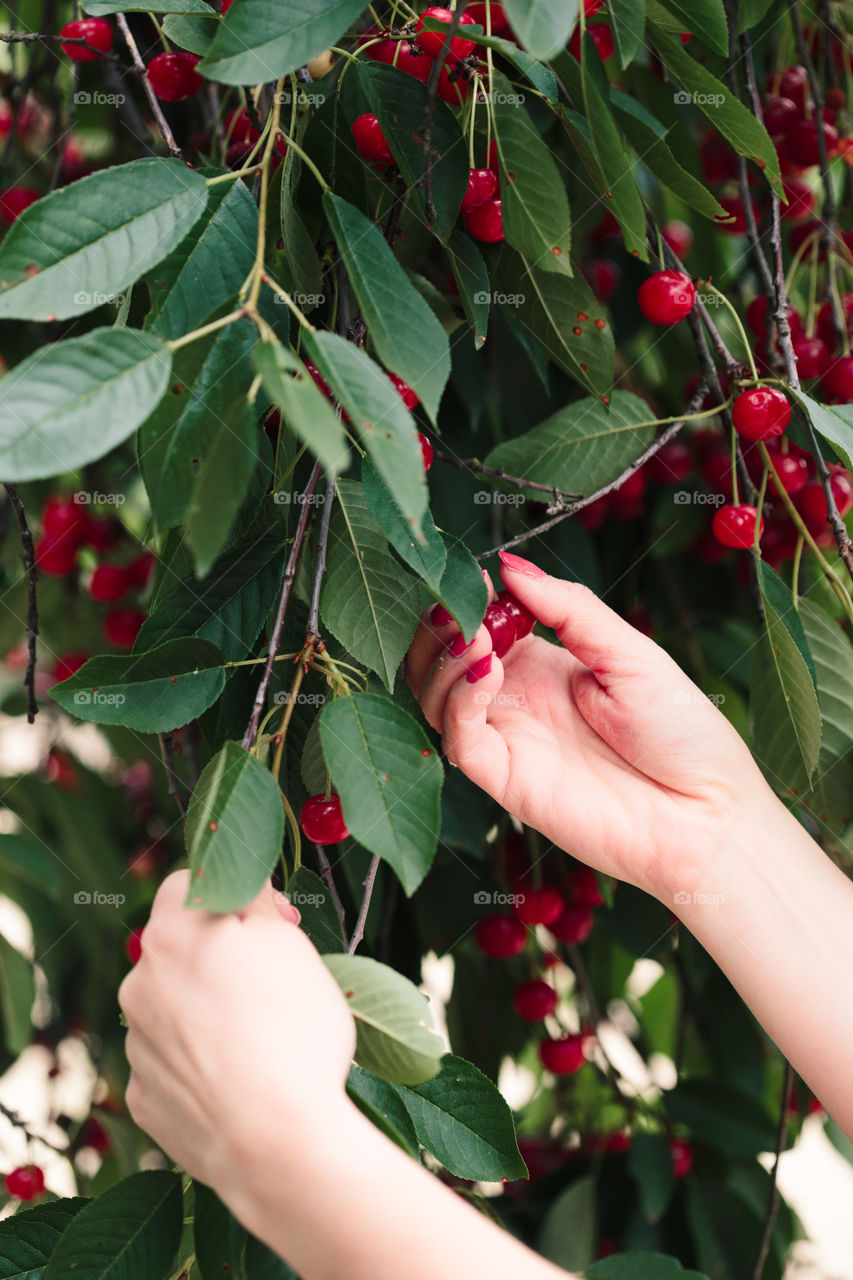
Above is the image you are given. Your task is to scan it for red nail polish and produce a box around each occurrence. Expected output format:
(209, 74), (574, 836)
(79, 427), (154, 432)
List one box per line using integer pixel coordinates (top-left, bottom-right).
(499, 551), (545, 579)
(466, 653), (493, 683)
(449, 632), (474, 657)
(430, 603), (453, 627)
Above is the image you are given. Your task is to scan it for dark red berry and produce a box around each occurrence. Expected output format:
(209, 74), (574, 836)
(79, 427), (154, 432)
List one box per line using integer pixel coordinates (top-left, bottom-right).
(766, 446), (809, 495)
(371, 38), (432, 83)
(52, 652), (89, 683)
(539, 1034), (586, 1075)
(662, 219), (692, 258)
(648, 440), (692, 485)
(83, 514), (123, 552)
(583, 259), (620, 303)
(89, 563), (130, 604)
(42, 495), (87, 543)
(513, 886), (564, 927)
(786, 119), (839, 168)
(797, 474), (853, 528)
(497, 589), (535, 641)
(768, 66), (808, 115)
(387, 371), (419, 410)
(467, 2), (512, 35)
(569, 23), (614, 62)
(475, 914), (527, 958)
(780, 178), (815, 221)
(35, 535), (77, 577)
(102, 609), (145, 649)
(746, 298), (802, 341)
(418, 432), (434, 472)
(464, 196), (503, 242)
(732, 387), (791, 441)
(460, 167), (498, 213)
(127, 552), (156, 589)
(4, 1165), (45, 1201)
(45, 748), (78, 790)
(0, 185), (39, 223)
(301, 793), (349, 844)
(416, 7), (477, 60)
(548, 903), (594, 943)
(715, 194), (759, 235)
(792, 334), (830, 379)
(763, 95), (800, 134)
(712, 504), (763, 549)
(79, 1116), (111, 1154)
(351, 113), (393, 164)
(146, 52), (203, 103)
(821, 354), (853, 403)
(513, 979), (558, 1021)
(483, 599), (516, 658)
(670, 1137), (693, 1179)
(60, 17), (112, 61)
(637, 271), (696, 325)
(126, 927), (144, 966)
(567, 865), (604, 906)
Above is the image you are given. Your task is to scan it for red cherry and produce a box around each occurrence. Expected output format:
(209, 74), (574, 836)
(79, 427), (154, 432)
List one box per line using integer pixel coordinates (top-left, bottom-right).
(576, 493), (612, 530)
(464, 196), (503, 242)
(610, 467), (647, 520)
(797, 475), (853, 528)
(467, 2), (512, 34)
(670, 1137), (693, 1179)
(539, 1034), (586, 1075)
(567, 865), (604, 906)
(483, 599), (516, 658)
(127, 552), (156, 590)
(817, 294), (853, 344)
(351, 112), (393, 165)
(302, 359), (351, 424)
(648, 440), (692, 485)
(45, 748), (78, 790)
(475, 914), (527, 958)
(745, 296), (801, 339)
(792, 334), (830, 379)
(637, 271), (696, 324)
(826, 87), (846, 112)
(0, 185), (39, 224)
(786, 119), (839, 167)
(569, 23), (614, 62)
(436, 61), (470, 105)
(4, 1165), (45, 1201)
(584, 0), (605, 12)
(460, 167), (497, 213)
(513, 886), (564, 927)
(35, 534), (77, 577)
(102, 609), (145, 649)
(732, 387), (791, 441)
(699, 129), (739, 184)
(768, 66), (808, 114)
(146, 52), (203, 103)
(59, 135), (91, 183)
(126, 927), (144, 966)
(79, 1116), (111, 1154)
(387, 371), (419, 410)
(583, 258), (620, 303)
(513, 979), (558, 1021)
(712, 504), (763, 549)
(60, 17), (113, 61)
(780, 178), (814, 221)
(89, 563), (130, 604)
(821, 354), (853, 403)
(701, 449), (735, 499)
(300, 793), (350, 844)
(662, 219), (693, 258)
(52, 652), (89, 683)
(416, 7), (477, 60)
(372, 38), (432, 83)
(549, 903), (594, 943)
(763, 95), (800, 134)
(497, 589), (535, 640)
(418, 432), (434, 472)
(766, 447), (809, 495)
(42, 495), (87, 543)
(714, 194), (759, 235)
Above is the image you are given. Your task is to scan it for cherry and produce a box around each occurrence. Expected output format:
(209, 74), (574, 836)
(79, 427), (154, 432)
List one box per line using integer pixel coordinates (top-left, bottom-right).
(127, 843), (164, 880)
(464, 196), (503, 242)
(59, 135), (91, 183)
(714, 194), (759, 235)
(483, 599), (516, 658)
(701, 448), (735, 499)
(127, 552), (156, 589)
(60, 17), (113, 61)
(648, 440), (692, 485)
(786, 119), (839, 168)
(460, 167), (497, 213)
(568, 23), (614, 62)
(0, 185), (39, 224)
(4, 1165), (45, 1201)
(351, 113), (393, 165)
(745, 296), (801, 339)
(83, 514), (123, 552)
(467, 2), (511, 34)
(436, 61), (470, 104)
(52, 652), (89, 683)
(610, 467), (647, 520)
(387, 371), (419, 410)
(637, 271), (696, 325)
(89, 563), (130, 604)
(497, 589), (535, 640)
(416, 7), (477, 60)
(41, 495), (86, 543)
(513, 886), (564, 927)
(371, 38), (432, 84)
(548, 903), (594, 943)
(699, 129), (739, 184)
(826, 87), (847, 112)
(301, 792), (349, 844)
(584, 0), (605, 13)
(711, 504), (763, 549)
(539, 1034), (586, 1075)
(797, 474), (853, 528)
(662, 219), (693, 258)
(146, 52), (203, 103)
(45, 748), (78, 790)
(821, 354), (853, 403)
(303, 359), (351, 424)
(35, 535), (77, 577)
(789, 334), (829, 381)
(475, 914), (527, 958)
(818, 294), (853, 344)
(732, 387), (791, 441)
(766, 446), (809, 495)
(567, 865), (605, 906)
(670, 1137), (693, 1179)
(780, 178), (814, 221)
(763, 95), (800, 134)
(102, 609), (145, 649)
(767, 66), (808, 115)
(513, 979), (558, 1021)
(418, 432), (434, 472)
(126, 927), (144, 966)
(583, 259), (620, 302)
(577, 493), (611, 530)
(79, 1116), (111, 1154)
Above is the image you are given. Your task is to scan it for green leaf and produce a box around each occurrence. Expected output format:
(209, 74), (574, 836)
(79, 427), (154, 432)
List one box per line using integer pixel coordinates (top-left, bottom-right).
(321, 480), (423, 689)
(0, 329), (170, 482)
(0, 835), (60, 898)
(666, 1080), (776, 1158)
(647, 25), (783, 196)
(393, 1054), (527, 1181)
(502, 0), (579, 59)
(43, 1171), (182, 1280)
(627, 1131), (675, 1222)
(0, 934), (33, 1055)
(135, 539), (286, 663)
(50, 638), (226, 733)
(199, 0), (368, 85)
(280, 151), (323, 306)
(253, 342), (350, 476)
(184, 742), (285, 913)
(485, 391), (654, 494)
(500, 252), (615, 398)
(433, 535), (489, 643)
(587, 1254), (711, 1279)
(491, 71), (572, 274)
(324, 193), (450, 426)
(609, 0), (647, 68)
(85, 0), (214, 11)
(0, 1198), (88, 1280)
(659, 0), (728, 54)
(347, 1065), (420, 1157)
(193, 1183), (246, 1280)
(791, 390), (853, 470)
(147, 178), (257, 341)
(323, 953), (444, 1085)
(0, 160), (208, 321)
(797, 600), (853, 832)
(185, 398), (261, 580)
(481, 37), (558, 100)
(539, 1174), (597, 1271)
(447, 230), (490, 348)
(288, 867), (345, 953)
(161, 12), (217, 55)
(358, 62), (469, 244)
(750, 590), (822, 784)
(612, 93), (729, 219)
(303, 331), (427, 530)
(362, 460), (447, 591)
(755, 561), (816, 687)
(319, 693), (442, 896)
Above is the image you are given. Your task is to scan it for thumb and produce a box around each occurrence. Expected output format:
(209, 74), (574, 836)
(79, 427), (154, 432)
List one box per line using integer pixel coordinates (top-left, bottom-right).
(237, 882), (301, 926)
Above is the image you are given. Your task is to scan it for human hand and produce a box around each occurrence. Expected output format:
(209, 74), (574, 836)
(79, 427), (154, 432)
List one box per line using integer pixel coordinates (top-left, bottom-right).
(118, 872), (356, 1198)
(407, 552), (773, 903)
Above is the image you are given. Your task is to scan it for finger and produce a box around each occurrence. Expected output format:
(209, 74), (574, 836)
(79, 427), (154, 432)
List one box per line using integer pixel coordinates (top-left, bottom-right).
(406, 571), (494, 700)
(148, 869), (192, 920)
(441, 653), (511, 797)
(237, 881), (301, 925)
(418, 623), (494, 733)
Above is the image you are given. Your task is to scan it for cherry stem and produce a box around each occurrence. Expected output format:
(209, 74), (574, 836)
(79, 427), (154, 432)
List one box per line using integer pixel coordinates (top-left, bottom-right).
(314, 844), (349, 941)
(422, 0), (472, 221)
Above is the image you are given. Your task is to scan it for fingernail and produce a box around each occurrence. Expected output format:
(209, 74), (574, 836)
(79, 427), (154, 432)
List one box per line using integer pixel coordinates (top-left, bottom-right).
(481, 568), (490, 582)
(499, 551), (545, 579)
(450, 632), (475, 657)
(466, 653), (494, 683)
(430, 603), (454, 627)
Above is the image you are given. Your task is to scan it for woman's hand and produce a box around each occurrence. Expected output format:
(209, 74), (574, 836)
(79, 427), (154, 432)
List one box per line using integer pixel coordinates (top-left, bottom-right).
(118, 872), (356, 1197)
(407, 552), (775, 903)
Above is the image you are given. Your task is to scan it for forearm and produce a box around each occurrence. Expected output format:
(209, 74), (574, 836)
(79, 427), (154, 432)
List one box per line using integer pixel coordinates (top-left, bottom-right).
(222, 1100), (573, 1280)
(675, 786), (853, 1135)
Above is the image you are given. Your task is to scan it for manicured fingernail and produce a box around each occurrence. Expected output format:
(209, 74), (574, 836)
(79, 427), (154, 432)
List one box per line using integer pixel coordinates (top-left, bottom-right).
(466, 653), (494, 683)
(450, 632), (475, 657)
(430, 603), (454, 627)
(481, 568), (490, 582)
(499, 551), (545, 579)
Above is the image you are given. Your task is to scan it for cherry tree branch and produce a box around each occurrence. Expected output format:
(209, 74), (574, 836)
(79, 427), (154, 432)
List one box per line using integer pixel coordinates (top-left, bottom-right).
(314, 843), (348, 940)
(158, 732), (187, 815)
(347, 854), (381, 955)
(115, 13), (183, 160)
(435, 452), (580, 501)
(0, 1099), (67, 1155)
(4, 484), (38, 724)
(752, 1059), (793, 1280)
(306, 476), (335, 640)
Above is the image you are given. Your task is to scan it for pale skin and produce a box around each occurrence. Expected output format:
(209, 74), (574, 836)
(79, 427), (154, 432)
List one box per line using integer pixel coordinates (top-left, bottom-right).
(119, 550), (853, 1280)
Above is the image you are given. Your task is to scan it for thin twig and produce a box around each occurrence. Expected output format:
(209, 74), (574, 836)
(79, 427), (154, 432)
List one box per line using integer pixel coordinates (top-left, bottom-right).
(723, 7), (774, 299)
(436, 453), (581, 500)
(0, 1100), (67, 1154)
(421, 0), (470, 220)
(158, 732), (187, 816)
(752, 1059), (793, 1280)
(306, 477), (335, 639)
(48, 66), (79, 192)
(115, 13), (183, 160)
(347, 854), (381, 955)
(314, 843), (348, 940)
(4, 484), (38, 724)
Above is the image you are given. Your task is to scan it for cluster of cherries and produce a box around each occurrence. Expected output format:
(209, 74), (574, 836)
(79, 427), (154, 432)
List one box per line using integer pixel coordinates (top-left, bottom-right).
(0, 95), (91, 223)
(59, 16), (204, 103)
(34, 494), (153, 651)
